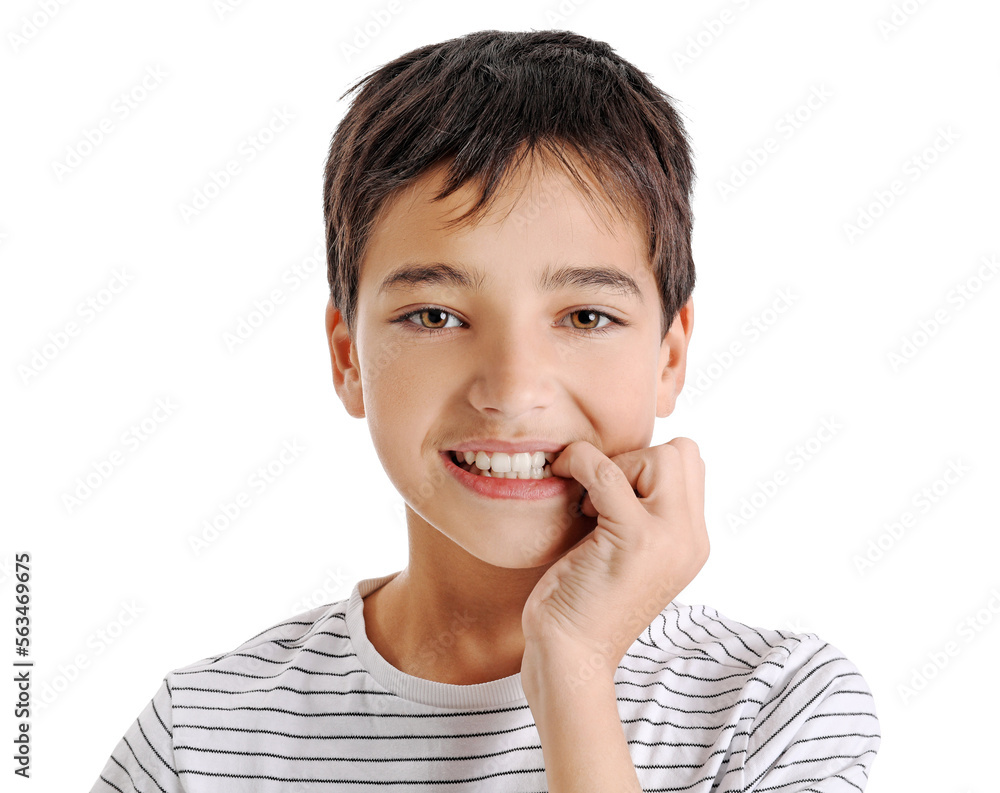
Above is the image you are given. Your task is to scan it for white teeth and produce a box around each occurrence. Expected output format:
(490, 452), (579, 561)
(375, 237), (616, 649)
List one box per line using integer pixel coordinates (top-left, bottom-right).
(477, 451), (504, 471)
(455, 449), (558, 474)
(451, 449), (553, 479)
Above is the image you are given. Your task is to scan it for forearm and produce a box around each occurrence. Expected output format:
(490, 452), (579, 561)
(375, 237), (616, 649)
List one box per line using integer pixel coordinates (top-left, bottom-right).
(521, 644), (642, 793)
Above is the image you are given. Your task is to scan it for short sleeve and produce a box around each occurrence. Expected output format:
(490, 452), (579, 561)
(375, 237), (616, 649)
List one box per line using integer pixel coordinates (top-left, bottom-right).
(741, 639), (881, 791)
(89, 677), (185, 793)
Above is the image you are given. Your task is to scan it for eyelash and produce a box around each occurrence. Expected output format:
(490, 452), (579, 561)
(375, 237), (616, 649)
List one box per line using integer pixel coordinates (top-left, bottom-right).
(391, 306), (628, 336)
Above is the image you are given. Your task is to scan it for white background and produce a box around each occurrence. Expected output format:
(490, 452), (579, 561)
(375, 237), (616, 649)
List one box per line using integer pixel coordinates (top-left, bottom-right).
(3, 0), (998, 789)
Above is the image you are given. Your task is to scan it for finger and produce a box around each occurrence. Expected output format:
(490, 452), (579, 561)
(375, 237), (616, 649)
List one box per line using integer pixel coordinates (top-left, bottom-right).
(609, 438), (703, 518)
(549, 441), (645, 530)
(641, 438), (708, 565)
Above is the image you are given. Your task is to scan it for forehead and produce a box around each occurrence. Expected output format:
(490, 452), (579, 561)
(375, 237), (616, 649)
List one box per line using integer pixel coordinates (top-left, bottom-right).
(359, 150), (652, 300)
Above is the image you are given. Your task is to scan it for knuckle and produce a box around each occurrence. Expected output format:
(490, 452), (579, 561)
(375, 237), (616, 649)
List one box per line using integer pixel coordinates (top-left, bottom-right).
(668, 437), (701, 458)
(597, 457), (623, 484)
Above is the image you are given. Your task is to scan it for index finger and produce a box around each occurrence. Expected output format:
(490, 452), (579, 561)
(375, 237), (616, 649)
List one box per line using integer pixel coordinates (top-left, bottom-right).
(549, 441), (645, 530)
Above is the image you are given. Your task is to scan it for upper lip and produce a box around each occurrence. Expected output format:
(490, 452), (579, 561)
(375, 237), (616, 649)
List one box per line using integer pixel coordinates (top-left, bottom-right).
(444, 439), (568, 454)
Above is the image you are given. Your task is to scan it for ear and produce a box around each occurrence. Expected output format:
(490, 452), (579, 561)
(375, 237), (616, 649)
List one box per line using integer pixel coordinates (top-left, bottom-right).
(656, 296), (694, 418)
(325, 297), (365, 419)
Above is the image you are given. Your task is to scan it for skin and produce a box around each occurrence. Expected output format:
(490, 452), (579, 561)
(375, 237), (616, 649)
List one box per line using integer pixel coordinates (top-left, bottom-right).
(325, 147), (703, 688)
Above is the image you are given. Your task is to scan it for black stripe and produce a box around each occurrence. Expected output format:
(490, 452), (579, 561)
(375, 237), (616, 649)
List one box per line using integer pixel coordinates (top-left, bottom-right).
(136, 717), (177, 778)
(98, 774), (127, 793)
(151, 696), (171, 740)
(175, 767), (547, 784)
(109, 752), (145, 793)
(173, 742), (542, 762)
(122, 736), (167, 793)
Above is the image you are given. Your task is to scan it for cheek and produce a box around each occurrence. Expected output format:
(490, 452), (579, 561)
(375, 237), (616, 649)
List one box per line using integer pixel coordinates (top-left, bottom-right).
(581, 345), (658, 404)
(362, 339), (430, 414)
(363, 354), (457, 485)
(583, 355), (659, 453)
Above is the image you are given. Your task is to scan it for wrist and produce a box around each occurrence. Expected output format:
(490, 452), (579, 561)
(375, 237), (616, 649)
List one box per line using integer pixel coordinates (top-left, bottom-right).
(520, 637), (618, 705)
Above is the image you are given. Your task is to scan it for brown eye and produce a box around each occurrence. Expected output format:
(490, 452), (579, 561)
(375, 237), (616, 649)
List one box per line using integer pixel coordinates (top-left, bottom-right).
(569, 309), (602, 330)
(418, 308), (450, 329)
(393, 306), (463, 334)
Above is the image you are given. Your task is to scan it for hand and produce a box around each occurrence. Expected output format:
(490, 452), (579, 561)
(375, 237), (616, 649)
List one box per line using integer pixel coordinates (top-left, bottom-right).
(521, 439), (709, 684)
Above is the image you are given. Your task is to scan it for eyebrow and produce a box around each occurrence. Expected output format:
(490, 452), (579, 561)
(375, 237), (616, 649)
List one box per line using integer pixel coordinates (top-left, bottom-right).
(376, 261), (644, 303)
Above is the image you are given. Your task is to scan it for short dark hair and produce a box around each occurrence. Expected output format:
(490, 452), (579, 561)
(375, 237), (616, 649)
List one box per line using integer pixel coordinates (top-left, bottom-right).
(323, 29), (696, 340)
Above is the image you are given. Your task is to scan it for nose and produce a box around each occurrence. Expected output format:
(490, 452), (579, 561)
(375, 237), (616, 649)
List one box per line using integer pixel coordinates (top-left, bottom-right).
(465, 322), (559, 418)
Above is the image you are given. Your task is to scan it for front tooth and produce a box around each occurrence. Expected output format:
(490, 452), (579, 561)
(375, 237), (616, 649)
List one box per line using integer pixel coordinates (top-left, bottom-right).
(467, 450), (553, 476)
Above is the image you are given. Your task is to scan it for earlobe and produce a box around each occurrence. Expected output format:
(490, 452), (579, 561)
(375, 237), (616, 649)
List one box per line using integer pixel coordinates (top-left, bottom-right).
(325, 298), (365, 419)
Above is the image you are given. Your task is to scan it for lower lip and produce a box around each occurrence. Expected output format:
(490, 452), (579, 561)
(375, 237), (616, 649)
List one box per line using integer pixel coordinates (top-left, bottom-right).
(440, 452), (574, 500)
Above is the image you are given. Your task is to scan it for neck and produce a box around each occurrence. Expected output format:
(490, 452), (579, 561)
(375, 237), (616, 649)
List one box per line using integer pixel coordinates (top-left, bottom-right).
(363, 518), (552, 685)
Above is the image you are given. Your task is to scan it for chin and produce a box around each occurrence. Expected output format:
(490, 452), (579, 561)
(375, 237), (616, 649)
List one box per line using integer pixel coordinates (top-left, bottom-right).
(469, 518), (594, 570)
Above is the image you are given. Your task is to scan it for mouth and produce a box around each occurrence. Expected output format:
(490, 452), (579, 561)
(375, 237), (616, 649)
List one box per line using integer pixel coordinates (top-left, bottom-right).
(440, 449), (573, 501)
(445, 449), (555, 479)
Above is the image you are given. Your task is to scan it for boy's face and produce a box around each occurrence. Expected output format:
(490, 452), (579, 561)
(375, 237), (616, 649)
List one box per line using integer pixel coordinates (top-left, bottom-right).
(326, 152), (693, 569)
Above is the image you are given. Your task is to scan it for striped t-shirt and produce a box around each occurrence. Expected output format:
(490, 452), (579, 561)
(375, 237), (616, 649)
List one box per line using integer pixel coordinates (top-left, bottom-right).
(90, 571), (880, 791)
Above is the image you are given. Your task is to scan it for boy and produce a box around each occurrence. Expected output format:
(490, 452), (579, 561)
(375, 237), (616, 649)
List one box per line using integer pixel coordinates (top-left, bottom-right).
(90, 30), (880, 792)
